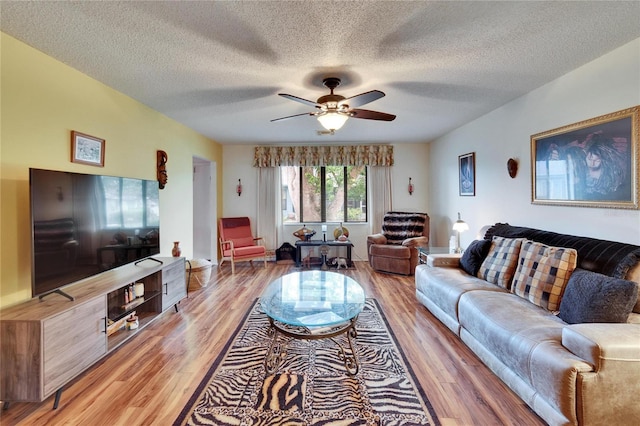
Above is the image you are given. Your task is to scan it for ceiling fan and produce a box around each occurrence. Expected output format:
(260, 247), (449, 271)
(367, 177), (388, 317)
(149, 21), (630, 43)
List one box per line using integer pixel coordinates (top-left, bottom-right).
(271, 77), (396, 133)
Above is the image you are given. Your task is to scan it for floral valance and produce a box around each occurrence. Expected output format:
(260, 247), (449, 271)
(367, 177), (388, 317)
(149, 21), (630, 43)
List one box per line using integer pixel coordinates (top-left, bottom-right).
(253, 145), (394, 167)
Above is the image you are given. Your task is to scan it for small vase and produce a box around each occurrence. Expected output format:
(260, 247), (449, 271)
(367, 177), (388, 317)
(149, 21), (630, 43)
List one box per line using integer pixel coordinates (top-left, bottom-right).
(333, 222), (349, 240)
(172, 241), (182, 257)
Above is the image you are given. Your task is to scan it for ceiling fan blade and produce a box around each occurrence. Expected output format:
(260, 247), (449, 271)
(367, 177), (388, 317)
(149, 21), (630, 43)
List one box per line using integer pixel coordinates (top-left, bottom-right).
(339, 90), (385, 108)
(278, 93), (321, 108)
(350, 109), (396, 121)
(271, 112), (315, 122)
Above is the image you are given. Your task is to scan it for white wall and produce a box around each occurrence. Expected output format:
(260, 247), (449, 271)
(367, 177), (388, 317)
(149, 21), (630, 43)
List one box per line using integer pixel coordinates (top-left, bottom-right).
(221, 143), (431, 260)
(222, 145), (257, 220)
(429, 38), (640, 248)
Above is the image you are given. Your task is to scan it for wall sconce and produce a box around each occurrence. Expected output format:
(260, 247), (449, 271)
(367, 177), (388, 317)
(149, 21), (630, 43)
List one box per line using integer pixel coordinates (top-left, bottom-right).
(236, 179), (242, 196)
(452, 212), (469, 254)
(408, 177), (414, 195)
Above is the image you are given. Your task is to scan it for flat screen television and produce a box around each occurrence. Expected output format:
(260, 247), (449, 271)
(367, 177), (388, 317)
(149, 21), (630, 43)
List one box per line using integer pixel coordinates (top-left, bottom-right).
(30, 168), (160, 298)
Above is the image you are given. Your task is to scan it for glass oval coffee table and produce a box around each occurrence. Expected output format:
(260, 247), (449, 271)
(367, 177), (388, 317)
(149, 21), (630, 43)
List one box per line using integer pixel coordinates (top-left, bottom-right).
(260, 270), (365, 375)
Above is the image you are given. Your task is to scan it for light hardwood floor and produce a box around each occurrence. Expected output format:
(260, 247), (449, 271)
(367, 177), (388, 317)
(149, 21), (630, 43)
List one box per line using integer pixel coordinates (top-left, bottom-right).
(0, 262), (545, 426)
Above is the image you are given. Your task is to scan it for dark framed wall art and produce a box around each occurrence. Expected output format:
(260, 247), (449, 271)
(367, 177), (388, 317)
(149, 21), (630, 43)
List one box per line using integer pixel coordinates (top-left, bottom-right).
(459, 152), (475, 196)
(531, 106), (639, 209)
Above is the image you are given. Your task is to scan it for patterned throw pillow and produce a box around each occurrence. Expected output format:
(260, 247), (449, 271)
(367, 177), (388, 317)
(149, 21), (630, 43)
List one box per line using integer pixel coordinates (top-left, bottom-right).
(477, 237), (525, 289)
(512, 240), (577, 311)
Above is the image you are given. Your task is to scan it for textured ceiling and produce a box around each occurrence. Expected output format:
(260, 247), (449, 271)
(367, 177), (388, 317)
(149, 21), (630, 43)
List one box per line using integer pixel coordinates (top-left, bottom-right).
(2, 1), (639, 145)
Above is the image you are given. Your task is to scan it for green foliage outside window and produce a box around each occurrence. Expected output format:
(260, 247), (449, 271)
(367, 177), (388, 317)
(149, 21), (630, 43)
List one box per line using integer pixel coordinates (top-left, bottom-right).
(281, 166), (367, 223)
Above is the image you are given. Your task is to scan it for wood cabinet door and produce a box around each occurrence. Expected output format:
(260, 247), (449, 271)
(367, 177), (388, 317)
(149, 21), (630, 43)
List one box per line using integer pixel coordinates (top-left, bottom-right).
(162, 259), (186, 311)
(0, 320), (42, 401)
(43, 296), (107, 397)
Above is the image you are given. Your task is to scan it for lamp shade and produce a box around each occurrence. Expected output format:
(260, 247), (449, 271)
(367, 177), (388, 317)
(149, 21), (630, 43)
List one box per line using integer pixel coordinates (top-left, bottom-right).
(317, 112), (348, 131)
(452, 212), (469, 232)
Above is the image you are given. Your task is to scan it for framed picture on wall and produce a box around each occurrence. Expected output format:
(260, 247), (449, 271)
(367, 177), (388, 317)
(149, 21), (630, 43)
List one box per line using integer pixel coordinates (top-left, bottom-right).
(459, 152), (475, 196)
(531, 106), (639, 209)
(71, 131), (105, 167)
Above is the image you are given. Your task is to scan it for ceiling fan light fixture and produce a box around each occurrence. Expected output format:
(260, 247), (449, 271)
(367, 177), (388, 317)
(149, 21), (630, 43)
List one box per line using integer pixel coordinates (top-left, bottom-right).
(317, 112), (348, 131)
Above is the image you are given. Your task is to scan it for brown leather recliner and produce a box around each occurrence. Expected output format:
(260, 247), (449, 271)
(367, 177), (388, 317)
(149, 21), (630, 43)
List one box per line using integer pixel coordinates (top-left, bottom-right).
(367, 212), (429, 275)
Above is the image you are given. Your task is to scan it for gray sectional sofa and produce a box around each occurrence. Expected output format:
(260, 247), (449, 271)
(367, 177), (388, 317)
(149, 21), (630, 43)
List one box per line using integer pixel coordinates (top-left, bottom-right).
(415, 223), (640, 426)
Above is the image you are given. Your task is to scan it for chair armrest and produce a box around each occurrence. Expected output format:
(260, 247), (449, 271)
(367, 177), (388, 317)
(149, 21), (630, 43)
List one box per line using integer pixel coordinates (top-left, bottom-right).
(220, 239), (235, 250)
(253, 236), (264, 246)
(402, 236), (428, 248)
(563, 324), (640, 369)
(367, 234), (387, 264)
(367, 233), (387, 245)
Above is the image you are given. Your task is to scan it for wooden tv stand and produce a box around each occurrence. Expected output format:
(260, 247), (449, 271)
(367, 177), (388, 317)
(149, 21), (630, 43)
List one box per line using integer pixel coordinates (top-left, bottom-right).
(0, 257), (186, 410)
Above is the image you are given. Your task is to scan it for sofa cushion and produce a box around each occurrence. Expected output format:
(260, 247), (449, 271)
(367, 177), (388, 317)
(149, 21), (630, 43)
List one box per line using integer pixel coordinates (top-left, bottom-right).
(512, 241), (577, 311)
(477, 237), (525, 289)
(558, 269), (639, 324)
(415, 264), (507, 328)
(225, 245), (265, 259)
(458, 291), (592, 414)
(460, 239), (491, 276)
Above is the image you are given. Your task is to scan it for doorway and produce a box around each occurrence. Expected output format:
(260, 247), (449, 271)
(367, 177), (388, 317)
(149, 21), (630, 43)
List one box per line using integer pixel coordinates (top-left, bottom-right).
(192, 157), (217, 263)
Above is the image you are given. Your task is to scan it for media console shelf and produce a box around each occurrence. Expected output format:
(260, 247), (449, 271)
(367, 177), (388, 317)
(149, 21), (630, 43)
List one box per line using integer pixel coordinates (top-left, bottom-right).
(0, 257), (186, 410)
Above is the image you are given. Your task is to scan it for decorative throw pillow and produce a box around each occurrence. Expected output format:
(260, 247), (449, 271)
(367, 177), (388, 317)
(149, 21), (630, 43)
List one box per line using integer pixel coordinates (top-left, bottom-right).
(558, 269), (639, 324)
(511, 241), (577, 311)
(460, 239), (491, 276)
(477, 237), (525, 289)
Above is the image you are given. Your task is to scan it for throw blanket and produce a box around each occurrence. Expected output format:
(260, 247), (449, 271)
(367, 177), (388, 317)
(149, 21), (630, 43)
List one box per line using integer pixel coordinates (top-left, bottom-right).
(485, 223), (640, 279)
(382, 211), (427, 244)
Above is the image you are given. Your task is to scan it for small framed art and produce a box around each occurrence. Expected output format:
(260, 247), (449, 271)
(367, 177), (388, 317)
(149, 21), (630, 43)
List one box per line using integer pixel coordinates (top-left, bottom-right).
(71, 131), (105, 167)
(459, 152), (475, 196)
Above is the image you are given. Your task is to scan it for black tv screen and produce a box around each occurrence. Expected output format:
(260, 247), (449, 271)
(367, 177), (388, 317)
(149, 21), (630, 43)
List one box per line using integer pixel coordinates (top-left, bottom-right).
(30, 168), (160, 298)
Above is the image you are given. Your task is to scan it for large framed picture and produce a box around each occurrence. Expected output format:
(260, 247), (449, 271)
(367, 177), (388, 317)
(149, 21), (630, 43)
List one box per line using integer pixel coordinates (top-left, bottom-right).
(71, 131), (105, 167)
(459, 152), (475, 196)
(531, 106), (639, 209)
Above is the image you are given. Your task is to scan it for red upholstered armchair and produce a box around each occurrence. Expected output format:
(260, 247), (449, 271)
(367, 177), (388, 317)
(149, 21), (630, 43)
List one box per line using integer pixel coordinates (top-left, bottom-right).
(218, 217), (267, 273)
(367, 212), (429, 275)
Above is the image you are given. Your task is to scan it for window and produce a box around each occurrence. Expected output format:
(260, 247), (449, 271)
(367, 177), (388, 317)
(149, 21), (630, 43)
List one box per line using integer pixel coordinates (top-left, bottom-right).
(101, 177), (159, 228)
(281, 166), (367, 223)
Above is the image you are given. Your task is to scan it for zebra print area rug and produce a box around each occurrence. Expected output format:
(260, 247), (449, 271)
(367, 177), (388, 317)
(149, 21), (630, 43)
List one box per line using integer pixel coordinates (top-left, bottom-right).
(174, 298), (440, 426)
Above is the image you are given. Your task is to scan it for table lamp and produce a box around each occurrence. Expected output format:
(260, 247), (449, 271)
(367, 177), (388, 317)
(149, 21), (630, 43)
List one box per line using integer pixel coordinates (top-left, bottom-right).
(452, 212), (469, 254)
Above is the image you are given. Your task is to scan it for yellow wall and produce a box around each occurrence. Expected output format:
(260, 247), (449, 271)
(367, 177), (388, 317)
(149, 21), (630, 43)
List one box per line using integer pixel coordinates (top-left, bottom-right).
(0, 33), (223, 308)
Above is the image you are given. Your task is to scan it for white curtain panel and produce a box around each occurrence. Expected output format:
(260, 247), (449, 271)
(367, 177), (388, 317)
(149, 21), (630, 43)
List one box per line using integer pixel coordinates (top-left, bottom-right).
(257, 167), (277, 251)
(369, 166), (393, 234)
